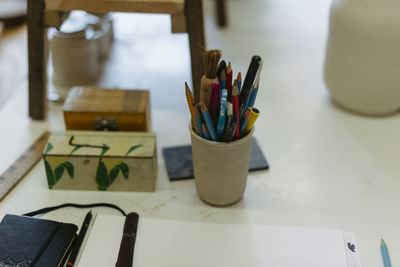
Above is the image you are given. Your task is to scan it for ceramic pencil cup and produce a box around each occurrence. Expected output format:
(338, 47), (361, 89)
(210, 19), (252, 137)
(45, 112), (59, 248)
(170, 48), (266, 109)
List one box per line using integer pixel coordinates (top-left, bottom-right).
(324, 0), (400, 116)
(189, 124), (254, 206)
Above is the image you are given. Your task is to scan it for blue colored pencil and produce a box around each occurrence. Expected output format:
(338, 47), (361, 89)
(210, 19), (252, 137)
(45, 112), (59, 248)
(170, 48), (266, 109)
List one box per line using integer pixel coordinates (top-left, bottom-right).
(381, 239), (392, 267)
(247, 78), (259, 108)
(200, 103), (217, 141)
(217, 95), (227, 138)
(202, 123), (210, 140)
(221, 88), (228, 99)
(237, 72), (242, 94)
(240, 108), (251, 135)
(220, 69), (227, 90)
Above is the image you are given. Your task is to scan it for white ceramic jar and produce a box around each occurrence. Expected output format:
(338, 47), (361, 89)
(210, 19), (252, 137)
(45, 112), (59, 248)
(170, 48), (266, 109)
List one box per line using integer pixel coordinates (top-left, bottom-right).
(324, 0), (400, 115)
(50, 20), (100, 86)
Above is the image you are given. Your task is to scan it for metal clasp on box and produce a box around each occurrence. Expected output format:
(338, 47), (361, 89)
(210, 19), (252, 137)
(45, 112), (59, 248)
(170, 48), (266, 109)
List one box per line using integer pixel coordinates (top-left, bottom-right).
(94, 117), (118, 131)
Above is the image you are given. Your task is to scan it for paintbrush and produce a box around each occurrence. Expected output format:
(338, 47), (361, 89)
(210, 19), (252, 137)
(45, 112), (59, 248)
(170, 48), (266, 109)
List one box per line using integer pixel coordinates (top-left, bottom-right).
(200, 49), (222, 104)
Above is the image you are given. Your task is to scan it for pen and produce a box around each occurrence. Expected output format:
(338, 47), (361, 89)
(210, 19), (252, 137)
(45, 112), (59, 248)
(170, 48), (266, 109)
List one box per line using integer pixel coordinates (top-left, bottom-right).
(199, 103), (217, 141)
(381, 239), (392, 267)
(185, 82), (199, 135)
(243, 107), (260, 135)
(67, 210), (92, 267)
(239, 56), (262, 120)
(221, 103), (237, 142)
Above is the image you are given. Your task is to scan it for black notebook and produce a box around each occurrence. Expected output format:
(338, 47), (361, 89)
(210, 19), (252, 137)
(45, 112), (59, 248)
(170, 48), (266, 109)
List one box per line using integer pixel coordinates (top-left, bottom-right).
(0, 214), (77, 267)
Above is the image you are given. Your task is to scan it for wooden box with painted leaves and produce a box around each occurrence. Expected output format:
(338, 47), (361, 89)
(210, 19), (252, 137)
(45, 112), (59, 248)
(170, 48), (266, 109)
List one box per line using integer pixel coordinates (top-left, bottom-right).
(43, 131), (157, 192)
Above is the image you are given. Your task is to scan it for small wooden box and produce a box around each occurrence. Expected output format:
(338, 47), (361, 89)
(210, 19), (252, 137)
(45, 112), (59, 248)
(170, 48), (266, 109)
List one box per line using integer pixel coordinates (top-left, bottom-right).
(63, 87), (151, 131)
(43, 131), (157, 192)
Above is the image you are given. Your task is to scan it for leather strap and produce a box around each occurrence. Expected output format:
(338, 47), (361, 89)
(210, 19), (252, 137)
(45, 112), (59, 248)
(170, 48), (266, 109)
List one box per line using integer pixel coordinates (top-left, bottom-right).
(115, 212), (139, 267)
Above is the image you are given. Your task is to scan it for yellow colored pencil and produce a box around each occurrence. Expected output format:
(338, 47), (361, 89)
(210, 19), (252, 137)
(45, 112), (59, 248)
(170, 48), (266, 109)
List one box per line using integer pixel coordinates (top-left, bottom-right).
(185, 82), (199, 134)
(244, 107), (260, 135)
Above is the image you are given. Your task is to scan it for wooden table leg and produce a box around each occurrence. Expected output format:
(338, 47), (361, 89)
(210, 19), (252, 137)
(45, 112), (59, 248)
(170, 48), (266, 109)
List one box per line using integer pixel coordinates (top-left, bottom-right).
(185, 0), (205, 104)
(216, 0), (227, 27)
(27, 0), (46, 119)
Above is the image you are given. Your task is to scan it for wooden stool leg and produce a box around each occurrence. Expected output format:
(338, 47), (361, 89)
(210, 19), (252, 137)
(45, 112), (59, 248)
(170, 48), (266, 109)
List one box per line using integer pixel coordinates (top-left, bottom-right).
(216, 0), (227, 27)
(28, 0), (46, 119)
(185, 0), (205, 104)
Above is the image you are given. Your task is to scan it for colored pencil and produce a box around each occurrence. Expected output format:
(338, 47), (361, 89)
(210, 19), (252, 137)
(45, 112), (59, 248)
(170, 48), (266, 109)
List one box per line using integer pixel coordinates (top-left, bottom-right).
(185, 82), (199, 134)
(240, 108), (251, 135)
(220, 68), (227, 90)
(200, 103), (217, 141)
(237, 72), (242, 94)
(221, 88), (228, 100)
(216, 60), (226, 81)
(381, 239), (392, 267)
(202, 123), (210, 140)
(193, 103), (203, 138)
(227, 62), (232, 101)
(232, 81), (240, 140)
(247, 77), (259, 108)
(244, 107), (260, 135)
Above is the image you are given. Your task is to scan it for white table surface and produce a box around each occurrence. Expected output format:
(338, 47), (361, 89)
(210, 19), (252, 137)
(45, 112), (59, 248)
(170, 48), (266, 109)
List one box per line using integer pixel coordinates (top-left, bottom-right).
(0, 1), (399, 266)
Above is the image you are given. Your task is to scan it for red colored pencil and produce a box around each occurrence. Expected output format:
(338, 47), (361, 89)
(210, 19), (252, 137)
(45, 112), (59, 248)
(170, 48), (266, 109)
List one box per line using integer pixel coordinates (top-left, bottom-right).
(227, 62), (233, 101)
(232, 81), (240, 140)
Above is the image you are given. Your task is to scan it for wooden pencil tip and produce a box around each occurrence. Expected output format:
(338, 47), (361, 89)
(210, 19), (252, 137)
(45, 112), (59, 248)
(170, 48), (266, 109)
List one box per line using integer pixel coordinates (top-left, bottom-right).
(202, 123), (208, 132)
(381, 239), (386, 245)
(185, 82), (191, 93)
(238, 72), (242, 80)
(199, 103), (207, 112)
(232, 83), (239, 95)
(221, 69), (226, 80)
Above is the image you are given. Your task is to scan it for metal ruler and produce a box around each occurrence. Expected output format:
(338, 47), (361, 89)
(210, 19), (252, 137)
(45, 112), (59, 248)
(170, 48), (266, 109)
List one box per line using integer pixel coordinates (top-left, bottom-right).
(0, 132), (50, 202)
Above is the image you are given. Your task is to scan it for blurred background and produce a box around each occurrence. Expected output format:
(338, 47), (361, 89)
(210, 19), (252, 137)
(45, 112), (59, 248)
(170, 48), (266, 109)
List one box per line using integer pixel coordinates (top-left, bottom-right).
(0, 0), (331, 112)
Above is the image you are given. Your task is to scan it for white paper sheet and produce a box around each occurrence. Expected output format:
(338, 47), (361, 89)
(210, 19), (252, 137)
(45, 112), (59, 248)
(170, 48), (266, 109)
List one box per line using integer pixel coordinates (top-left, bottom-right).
(77, 214), (361, 267)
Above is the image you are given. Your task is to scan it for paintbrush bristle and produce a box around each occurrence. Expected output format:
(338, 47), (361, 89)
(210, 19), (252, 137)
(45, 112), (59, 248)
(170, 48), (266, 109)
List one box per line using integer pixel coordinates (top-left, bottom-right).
(203, 49), (222, 78)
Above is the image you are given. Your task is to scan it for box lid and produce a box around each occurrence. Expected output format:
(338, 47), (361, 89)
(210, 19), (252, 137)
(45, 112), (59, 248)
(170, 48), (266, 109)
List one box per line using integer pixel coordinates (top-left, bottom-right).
(44, 131), (156, 158)
(63, 87), (149, 114)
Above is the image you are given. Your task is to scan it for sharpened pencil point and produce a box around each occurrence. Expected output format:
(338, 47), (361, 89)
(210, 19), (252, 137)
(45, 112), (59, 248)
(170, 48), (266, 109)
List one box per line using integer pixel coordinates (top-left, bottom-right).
(199, 103), (208, 112)
(381, 239), (386, 245)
